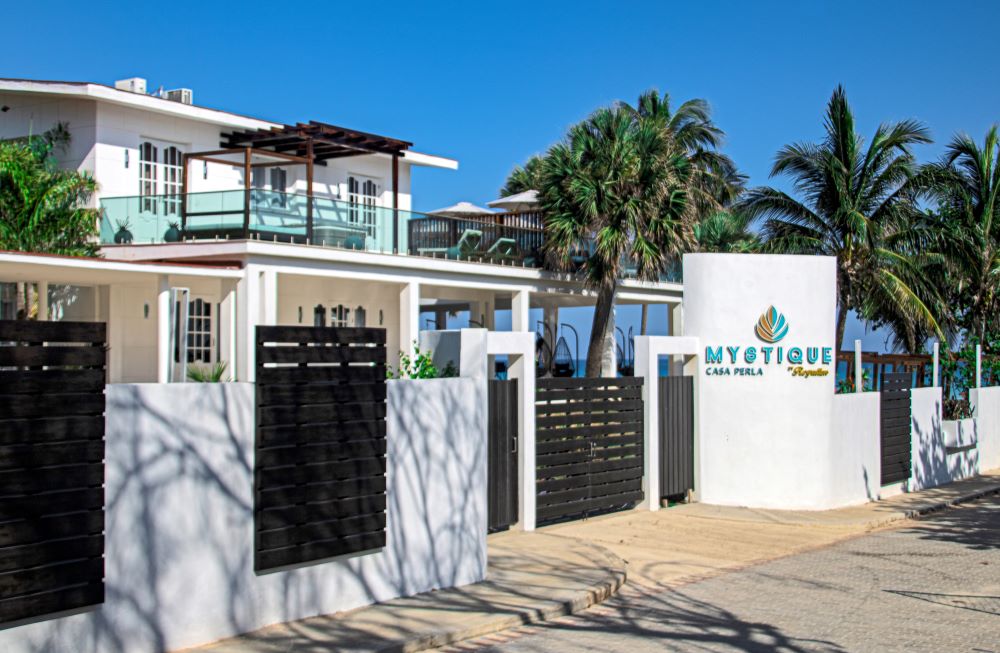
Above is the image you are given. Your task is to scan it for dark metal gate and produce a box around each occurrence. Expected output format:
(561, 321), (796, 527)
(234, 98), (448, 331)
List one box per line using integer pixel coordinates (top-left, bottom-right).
(535, 377), (644, 526)
(659, 376), (694, 501)
(880, 371), (912, 486)
(488, 379), (518, 532)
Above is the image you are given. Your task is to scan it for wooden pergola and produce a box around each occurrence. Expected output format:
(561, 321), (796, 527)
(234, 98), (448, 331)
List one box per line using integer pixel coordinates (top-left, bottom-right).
(181, 121), (412, 249)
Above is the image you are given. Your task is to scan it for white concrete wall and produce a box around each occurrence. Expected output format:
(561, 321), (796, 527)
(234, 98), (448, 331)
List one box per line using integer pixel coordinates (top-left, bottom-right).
(683, 253), (838, 509)
(0, 93), (97, 176)
(909, 387), (951, 491)
(971, 387), (1000, 471)
(828, 392), (881, 507)
(0, 380), (486, 653)
(92, 101), (412, 209)
(275, 275), (403, 366)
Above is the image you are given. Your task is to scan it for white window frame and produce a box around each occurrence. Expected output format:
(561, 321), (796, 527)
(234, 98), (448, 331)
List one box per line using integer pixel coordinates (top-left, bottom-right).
(347, 174), (381, 239)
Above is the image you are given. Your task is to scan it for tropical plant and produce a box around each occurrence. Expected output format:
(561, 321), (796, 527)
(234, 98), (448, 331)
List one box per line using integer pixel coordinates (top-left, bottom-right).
(694, 211), (761, 253)
(539, 102), (694, 376)
(922, 127), (1000, 345)
(738, 85), (943, 352)
(0, 122), (100, 256)
(186, 361), (232, 382)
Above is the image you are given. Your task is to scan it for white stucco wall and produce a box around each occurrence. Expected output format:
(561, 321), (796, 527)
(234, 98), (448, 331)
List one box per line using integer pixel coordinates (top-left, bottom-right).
(683, 253), (838, 509)
(828, 392), (881, 507)
(0, 93), (97, 175)
(971, 386), (1000, 471)
(909, 387), (952, 491)
(0, 380), (486, 653)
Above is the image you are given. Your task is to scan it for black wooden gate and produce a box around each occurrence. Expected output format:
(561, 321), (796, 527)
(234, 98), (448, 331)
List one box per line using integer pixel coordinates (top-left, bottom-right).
(488, 379), (518, 532)
(0, 320), (107, 624)
(535, 377), (644, 526)
(659, 376), (694, 501)
(880, 371), (913, 486)
(255, 326), (387, 571)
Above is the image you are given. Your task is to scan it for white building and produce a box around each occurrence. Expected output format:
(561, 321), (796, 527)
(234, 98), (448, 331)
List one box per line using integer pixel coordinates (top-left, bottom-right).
(0, 76), (683, 382)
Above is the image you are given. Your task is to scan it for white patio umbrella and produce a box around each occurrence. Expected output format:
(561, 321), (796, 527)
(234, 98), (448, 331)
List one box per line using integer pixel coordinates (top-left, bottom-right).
(428, 201), (496, 218)
(487, 189), (540, 212)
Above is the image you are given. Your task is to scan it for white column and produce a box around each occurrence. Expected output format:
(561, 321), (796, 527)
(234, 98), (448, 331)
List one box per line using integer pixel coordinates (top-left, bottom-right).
(261, 269), (277, 326)
(37, 281), (49, 321)
(634, 336), (659, 510)
(669, 302), (684, 375)
(854, 339), (863, 392)
(219, 281), (238, 375)
(543, 304), (559, 345)
(236, 266), (260, 383)
(932, 342), (940, 388)
(399, 281), (421, 358)
(156, 275), (171, 383)
(484, 299), (496, 331)
(511, 289), (530, 332)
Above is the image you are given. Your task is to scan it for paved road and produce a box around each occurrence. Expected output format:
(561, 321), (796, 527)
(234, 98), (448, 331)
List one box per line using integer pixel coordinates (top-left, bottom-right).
(451, 495), (1000, 653)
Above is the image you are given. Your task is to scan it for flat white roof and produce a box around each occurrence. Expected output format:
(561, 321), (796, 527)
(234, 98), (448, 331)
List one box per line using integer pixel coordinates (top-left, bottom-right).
(0, 250), (242, 285)
(0, 78), (458, 170)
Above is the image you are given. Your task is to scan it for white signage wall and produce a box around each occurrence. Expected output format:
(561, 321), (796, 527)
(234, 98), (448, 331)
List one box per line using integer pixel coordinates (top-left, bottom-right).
(683, 253), (838, 509)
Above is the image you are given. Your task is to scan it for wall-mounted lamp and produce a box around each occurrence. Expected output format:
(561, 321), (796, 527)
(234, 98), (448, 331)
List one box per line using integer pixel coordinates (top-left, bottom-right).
(203, 161), (208, 180)
(297, 306), (303, 323)
(124, 149), (129, 169)
(143, 303), (149, 319)
(379, 309), (384, 326)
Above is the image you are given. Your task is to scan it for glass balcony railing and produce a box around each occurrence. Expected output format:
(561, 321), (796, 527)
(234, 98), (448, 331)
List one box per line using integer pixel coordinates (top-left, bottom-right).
(98, 189), (682, 281)
(99, 190), (548, 266)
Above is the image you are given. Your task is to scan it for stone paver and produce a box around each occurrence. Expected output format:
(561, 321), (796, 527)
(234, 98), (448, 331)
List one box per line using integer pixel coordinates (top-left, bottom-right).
(541, 470), (1000, 588)
(439, 494), (1000, 652)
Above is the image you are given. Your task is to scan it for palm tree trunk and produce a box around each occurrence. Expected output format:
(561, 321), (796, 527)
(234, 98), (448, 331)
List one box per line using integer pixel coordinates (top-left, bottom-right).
(640, 303), (648, 336)
(835, 303), (848, 353)
(586, 283), (617, 377)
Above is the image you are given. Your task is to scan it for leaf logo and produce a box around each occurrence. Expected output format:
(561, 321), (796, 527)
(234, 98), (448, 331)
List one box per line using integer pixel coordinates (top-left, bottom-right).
(755, 306), (789, 343)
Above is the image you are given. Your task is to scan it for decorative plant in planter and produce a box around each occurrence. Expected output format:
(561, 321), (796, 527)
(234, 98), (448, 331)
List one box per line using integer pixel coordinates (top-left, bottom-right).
(163, 220), (182, 243)
(186, 361), (232, 382)
(388, 345), (458, 379)
(113, 219), (134, 244)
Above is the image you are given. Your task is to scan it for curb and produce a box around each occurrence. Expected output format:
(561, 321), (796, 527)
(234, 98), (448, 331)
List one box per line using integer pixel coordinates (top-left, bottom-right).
(895, 483), (1000, 522)
(388, 537), (628, 653)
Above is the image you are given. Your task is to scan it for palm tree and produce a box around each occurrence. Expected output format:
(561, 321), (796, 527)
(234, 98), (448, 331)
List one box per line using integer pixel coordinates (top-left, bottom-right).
(626, 90), (745, 220)
(0, 123), (100, 256)
(738, 86), (942, 351)
(499, 155), (545, 197)
(694, 211), (761, 253)
(540, 104), (692, 376)
(923, 127), (1000, 345)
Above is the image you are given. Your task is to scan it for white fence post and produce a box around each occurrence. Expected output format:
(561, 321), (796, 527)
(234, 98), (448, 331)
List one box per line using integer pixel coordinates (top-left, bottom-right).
(976, 343), (982, 388)
(854, 339), (863, 392)
(634, 336), (659, 511)
(932, 342), (940, 388)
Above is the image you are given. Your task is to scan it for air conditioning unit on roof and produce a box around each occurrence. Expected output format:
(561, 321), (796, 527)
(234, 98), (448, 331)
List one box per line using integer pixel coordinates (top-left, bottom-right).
(114, 77), (147, 94)
(165, 88), (194, 105)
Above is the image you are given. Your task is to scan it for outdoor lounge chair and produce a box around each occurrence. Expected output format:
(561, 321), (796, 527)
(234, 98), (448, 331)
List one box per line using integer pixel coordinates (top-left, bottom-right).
(418, 229), (483, 260)
(486, 237), (521, 263)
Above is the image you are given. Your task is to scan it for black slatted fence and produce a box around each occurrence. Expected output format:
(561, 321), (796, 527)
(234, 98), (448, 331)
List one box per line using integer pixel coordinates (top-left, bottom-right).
(535, 377), (644, 526)
(255, 326), (387, 571)
(659, 376), (694, 500)
(0, 320), (106, 624)
(880, 371), (912, 486)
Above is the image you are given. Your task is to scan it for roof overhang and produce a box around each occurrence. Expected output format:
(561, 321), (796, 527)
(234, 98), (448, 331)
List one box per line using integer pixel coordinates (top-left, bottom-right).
(0, 251), (242, 285)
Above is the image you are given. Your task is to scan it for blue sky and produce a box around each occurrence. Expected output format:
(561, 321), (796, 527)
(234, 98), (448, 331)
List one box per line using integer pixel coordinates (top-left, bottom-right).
(3, 0), (998, 352)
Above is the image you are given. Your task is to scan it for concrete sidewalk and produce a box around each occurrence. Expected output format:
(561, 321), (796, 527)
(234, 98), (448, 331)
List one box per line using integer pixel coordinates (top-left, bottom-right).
(546, 470), (1000, 589)
(181, 531), (626, 653)
(182, 470), (999, 653)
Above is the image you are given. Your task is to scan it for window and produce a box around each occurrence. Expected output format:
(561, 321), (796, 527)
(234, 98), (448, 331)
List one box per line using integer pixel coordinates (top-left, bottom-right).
(162, 146), (183, 216)
(270, 168), (287, 208)
(139, 142), (158, 213)
(187, 298), (213, 363)
(347, 175), (379, 238)
(139, 140), (185, 216)
(330, 303), (351, 328)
